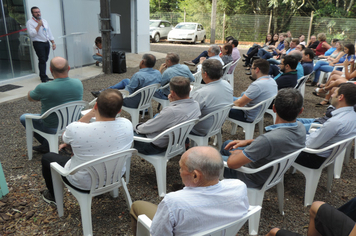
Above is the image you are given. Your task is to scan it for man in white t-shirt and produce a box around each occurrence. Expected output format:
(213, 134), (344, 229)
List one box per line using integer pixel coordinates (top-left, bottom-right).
(41, 89), (133, 204)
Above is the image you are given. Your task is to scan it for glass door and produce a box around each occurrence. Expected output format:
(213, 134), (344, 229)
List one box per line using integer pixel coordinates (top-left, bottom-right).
(0, 0), (34, 81)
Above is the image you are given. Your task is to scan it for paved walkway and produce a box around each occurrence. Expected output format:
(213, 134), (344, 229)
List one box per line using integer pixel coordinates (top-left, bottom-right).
(0, 51), (166, 104)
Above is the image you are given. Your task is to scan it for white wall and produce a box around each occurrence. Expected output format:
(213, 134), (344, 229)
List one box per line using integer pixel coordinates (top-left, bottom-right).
(62, 0), (100, 67)
(136, 0), (150, 53)
(25, 0), (65, 76)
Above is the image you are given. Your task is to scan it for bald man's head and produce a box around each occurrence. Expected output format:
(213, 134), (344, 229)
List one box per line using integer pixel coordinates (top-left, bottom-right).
(183, 146), (223, 181)
(50, 57), (69, 77)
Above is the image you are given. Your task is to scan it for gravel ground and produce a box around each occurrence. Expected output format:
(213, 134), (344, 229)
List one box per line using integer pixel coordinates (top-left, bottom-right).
(0, 42), (355, 235)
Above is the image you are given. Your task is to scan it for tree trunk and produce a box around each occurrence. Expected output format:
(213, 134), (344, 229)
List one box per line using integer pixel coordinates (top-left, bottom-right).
(210, 0), (217, 44)
(347, 0), (354, 12)
(100, 0), (112, 74)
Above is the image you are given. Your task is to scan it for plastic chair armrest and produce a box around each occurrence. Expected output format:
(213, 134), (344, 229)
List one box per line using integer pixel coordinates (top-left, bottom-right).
(137, 214), (152, 229)
(50, 162), (70, 176)
(25, 114), (44, 120)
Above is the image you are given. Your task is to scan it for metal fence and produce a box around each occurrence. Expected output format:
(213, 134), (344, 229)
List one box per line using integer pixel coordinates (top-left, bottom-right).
(150, 12), (356, 44)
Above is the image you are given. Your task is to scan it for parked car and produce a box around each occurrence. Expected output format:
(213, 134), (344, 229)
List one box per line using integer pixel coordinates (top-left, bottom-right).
(167, 22), (206, 44)
(149, 20), (173, 43)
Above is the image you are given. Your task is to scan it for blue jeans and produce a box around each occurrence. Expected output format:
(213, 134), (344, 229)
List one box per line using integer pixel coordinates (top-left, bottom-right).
(220, 140), (247, 161)
(296, 118), (317, 133)
(20, 114), (57, 147)
(33, 41), (50, 82)
(153, 90), (168, 100)
(267, 58), (280, 65)
(258, 49), (273, 59)
(92, 54), (102, 62)
(313, 61), (334, 83)
(109, 78), (130, 90)
(192, 51), (209, 64)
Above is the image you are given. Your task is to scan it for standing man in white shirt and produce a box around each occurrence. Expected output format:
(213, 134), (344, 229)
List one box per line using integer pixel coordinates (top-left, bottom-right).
(26, 6), (56, 82)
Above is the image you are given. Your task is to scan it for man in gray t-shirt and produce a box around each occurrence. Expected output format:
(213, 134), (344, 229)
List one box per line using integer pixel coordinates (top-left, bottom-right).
(229, 59), (277, 122)
(221, 88), (306, 188)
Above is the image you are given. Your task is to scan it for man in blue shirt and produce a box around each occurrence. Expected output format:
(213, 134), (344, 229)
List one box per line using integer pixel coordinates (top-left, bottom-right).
(301, 48), (314, 77)
(295, 83), (356, 168)
(91, 54), (162, 108)
(154, 53), (194, 100)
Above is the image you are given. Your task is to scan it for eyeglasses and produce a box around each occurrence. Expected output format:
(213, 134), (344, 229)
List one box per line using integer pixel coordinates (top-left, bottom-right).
(250, 67), (257, 70)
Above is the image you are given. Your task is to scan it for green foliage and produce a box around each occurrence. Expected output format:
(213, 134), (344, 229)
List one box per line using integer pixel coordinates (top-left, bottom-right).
(314, 3), (346, 18)
(150, 0), (181, 13)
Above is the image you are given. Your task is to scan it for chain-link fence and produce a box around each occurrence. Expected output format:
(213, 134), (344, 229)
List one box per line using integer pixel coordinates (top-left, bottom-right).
(150, 12), (356, 44)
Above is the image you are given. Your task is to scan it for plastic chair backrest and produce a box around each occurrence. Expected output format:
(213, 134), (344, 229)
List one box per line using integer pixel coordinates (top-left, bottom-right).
(316, 137), (354, 169)
(161, 119), (198, 160)
(191, 205), (262, 236)
(194, 104), (233, 136)
(249, 96), (275, 124)
(126, 83), (160, 110)
(192, 71), (203, 90)
(295, 75), (307, 90)
(66, 149), (137, 196)
(39, 101), (88, 135)
(228, 58), (239, 75)
(222, 61), (233, 78)
(263, 148), (304, 191)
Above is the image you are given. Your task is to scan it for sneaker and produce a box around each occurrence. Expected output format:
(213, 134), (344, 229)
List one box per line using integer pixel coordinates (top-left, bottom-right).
(184, 61), (195, 66)
(33, 144), (50, 153)
(42, 190), (56, 205)
(91, 91), (101, 98)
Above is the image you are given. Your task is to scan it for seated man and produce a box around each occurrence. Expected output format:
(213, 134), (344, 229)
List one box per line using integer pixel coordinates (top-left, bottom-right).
(295, 83), (356, 169)
(196, 45), (224, 72)
(302, 48), (315, 77)
(229, 59), (277, 123)
(91, 54), (161, 108)
(275, 55), (299, 90)
(134, 76), (200, 154)
(41, 89), (133, 204)
(130, 146), (249, 236)
(222, 88), (306, 188)
(267, 200), (356, 236)
(307, 35), (319, 51)
(184, 37), (237, 66)
(154, 52), (194, 100)
(20, 57), (83, 153)
(191, 59), (233, 136)
(228, 39), (241, 73)
(267, 38), (300, 65)
(269, 51), (305, 80)
(92, 36), (102, 66)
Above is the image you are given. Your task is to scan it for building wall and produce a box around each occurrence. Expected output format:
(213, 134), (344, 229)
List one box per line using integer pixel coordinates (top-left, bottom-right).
(110, 0), (131, 52)
(62, 0), (101, 67)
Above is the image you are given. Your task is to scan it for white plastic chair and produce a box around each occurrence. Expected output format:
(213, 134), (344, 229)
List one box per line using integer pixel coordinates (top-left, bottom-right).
(188, 104), (233, 150)
(133, 119), (198, 197)
(295, 75), (308, 98)
(223, 58), (240, 91)
(221, 61), (233, 79)
(152, 83), (170, 110)
(190, 71), (203, 92)
(225, 148), (304, 235)
(51, 148), (137, 236)
(136, 205), (262, 236)
(122, 83), (160, 127)
(25, 101), (88, 160)
(291, 136), (354, 206)
(227, 96), (275, 139)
